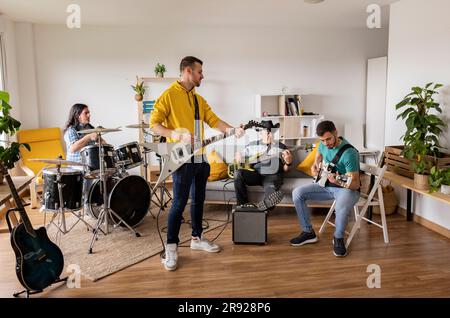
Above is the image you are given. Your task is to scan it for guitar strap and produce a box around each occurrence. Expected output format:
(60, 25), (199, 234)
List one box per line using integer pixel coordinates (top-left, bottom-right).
(330, 143), (355, 167)
(193, 95), (203, 162)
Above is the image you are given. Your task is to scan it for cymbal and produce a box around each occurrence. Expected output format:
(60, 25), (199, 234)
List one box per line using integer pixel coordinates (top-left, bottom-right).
(126, 123), (149, 129)
(29, 158), (87, 166)
(77, 126), (122, 134)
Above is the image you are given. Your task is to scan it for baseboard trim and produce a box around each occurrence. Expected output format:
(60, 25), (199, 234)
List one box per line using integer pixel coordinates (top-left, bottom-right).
(397, 207), (450, 239)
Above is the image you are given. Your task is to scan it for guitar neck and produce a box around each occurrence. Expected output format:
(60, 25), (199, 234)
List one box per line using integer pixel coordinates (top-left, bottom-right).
(1, 164), (36, 236)
(201, 128), (235, 148)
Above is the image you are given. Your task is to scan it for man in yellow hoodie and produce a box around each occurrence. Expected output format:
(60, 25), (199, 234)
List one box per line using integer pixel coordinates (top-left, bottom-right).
(150, 56), (244, 271)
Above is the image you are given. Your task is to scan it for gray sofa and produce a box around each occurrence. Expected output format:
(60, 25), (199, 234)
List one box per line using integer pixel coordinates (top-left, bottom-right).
(204, 145), (319, 206)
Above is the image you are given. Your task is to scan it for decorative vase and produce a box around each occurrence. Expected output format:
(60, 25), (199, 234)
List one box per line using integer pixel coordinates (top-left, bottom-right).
(414, 173), (430, 190)
(156, 72), (164, 78)
(441, 184), (450, 195)
(135, 94), (143, 102)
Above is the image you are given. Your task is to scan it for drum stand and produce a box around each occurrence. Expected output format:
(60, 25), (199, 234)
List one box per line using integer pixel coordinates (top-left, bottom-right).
(88, 132), (141, 254)
(45, 163), (96, 237)
(141, 144), (172, 211)
(151, 155), (172, 211)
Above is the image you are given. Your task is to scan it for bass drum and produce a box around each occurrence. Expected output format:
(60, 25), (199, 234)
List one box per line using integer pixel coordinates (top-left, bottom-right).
(87, 175), (150, 227)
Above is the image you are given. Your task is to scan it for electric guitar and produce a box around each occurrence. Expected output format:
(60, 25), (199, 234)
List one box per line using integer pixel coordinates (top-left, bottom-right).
(1, 163), (64, 292)
(142, 120), (266, 187)
(314, 161), (352, 187)
(227, 144), (314, 178)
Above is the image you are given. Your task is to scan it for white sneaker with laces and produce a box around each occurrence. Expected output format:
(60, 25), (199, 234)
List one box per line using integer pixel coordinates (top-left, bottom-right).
(190, 236), (221, 253)
(162, 243), (178, 271)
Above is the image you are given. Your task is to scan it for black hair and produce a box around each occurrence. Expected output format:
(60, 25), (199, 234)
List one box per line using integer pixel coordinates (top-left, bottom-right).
(64, 103), (88, 131)
(316, 120), (336, 136)
(180, 56), (203, 73)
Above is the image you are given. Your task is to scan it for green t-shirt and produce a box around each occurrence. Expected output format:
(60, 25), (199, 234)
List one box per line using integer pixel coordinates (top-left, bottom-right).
(318, 137), (360, 174)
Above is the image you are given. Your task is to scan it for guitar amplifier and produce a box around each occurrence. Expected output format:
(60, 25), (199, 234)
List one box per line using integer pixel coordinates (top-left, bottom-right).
(232, 205), (267, 244)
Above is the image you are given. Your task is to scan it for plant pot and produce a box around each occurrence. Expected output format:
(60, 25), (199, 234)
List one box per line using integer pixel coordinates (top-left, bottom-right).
(155, 72), (164, 78)
(135, 94), (143, 102)
(441, 184), (450, 195)
(414, 173), (430, 190)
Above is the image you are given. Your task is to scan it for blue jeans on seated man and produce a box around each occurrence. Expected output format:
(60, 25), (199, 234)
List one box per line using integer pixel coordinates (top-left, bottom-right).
(167, 161), (210, 244)
(292, 183), (360, 239)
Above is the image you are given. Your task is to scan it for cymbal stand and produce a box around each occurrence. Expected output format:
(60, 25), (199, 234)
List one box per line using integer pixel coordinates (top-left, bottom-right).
(88, 131), (141, 254)
(45, 162), (96, 238)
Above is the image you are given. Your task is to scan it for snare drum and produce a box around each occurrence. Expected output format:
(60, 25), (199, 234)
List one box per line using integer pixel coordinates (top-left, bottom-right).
(42, 167), (83, 211)
(115, 142), (142, 170)
(81, 144), (117, 178)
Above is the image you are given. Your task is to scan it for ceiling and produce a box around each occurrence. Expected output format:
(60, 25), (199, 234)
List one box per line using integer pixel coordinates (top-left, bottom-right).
(0, 0), (398, 28)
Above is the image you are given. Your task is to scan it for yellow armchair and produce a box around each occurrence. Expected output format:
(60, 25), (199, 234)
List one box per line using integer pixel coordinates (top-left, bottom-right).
(16, 127), (66, 208)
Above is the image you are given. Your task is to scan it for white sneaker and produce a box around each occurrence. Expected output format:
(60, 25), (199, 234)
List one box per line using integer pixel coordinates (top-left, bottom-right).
(190, 236), (221, 253)
(162, 243), (178, 271)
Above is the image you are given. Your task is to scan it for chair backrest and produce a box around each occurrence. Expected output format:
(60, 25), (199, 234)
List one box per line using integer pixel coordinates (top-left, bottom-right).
(360, 162), (387, 201)
(17, 127), (66, 175)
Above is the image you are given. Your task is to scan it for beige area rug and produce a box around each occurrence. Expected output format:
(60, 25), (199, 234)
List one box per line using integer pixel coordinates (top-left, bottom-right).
(47, 205), (228, 281)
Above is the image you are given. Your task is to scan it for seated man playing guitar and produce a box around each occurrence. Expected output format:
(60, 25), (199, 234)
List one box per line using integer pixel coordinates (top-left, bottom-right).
(233, 120), (293, 211)
(290, 120), (360, 258)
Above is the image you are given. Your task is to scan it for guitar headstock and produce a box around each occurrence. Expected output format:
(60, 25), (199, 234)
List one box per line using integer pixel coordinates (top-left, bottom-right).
(243, 120), (266, 131)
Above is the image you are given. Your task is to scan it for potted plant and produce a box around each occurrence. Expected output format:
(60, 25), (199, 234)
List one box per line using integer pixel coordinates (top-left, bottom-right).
(154, 63), (166, 78)
(395, 82), (447, 188)
(131, 76), (145, 101)
(441, 168), (450, 195)
(0, 90), (30, 183)
(428, 166), (450, 194)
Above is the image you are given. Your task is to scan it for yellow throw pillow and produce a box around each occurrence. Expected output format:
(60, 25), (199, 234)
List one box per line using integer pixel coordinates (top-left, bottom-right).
(296, 143), (319, 176)
(207, 150), (229, 181)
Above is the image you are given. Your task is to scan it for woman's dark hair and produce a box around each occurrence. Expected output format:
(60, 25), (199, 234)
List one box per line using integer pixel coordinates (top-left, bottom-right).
(316, 120), (336, 136)
(64, 103), (88, 131)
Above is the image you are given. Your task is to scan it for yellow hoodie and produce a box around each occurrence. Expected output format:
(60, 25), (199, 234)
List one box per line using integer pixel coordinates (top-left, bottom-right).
(150, 81), (220, 143)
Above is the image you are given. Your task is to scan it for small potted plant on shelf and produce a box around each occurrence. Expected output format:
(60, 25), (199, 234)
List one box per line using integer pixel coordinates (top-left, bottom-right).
(0, 90), (30, 183)
(131, 76), (145, 101)
(395, 82), (447, 185)
(154, 63), (166, 78)
(442, 169), (450, 195)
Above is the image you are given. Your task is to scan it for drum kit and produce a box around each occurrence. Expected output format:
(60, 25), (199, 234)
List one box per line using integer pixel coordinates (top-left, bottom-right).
(34, 124), (167, 254)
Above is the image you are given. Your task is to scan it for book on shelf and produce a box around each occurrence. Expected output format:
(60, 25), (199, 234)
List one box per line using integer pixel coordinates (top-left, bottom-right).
(143, 100), (155, 113)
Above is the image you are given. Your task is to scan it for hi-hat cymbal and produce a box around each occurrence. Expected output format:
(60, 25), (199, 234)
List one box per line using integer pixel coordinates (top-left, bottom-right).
(126, 123), (149, 129)
(77, 126), (122, 134)
(29, 158), (87, 166)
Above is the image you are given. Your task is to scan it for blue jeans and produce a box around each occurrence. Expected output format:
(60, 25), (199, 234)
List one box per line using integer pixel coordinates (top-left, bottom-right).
(292, 183), (360, 239)
(167, 162), (210, 244)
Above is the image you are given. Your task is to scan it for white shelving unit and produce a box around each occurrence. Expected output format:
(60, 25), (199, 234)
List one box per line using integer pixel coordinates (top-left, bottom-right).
(254, 94), (324, 146)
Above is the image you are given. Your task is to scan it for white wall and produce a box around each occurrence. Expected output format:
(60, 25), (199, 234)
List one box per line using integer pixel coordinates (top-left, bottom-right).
(13, 24), (388, 150)
(0, 15), (20, 120)
(14, 23), (40, 128)
(385, 0), (450, 228)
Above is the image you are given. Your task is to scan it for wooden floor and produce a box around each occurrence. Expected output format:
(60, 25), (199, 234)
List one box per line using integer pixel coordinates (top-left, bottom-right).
(2, 200), (450, 298)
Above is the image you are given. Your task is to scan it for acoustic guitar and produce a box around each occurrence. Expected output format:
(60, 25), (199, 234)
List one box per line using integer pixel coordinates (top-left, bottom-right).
(1, 163), (64, 292)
